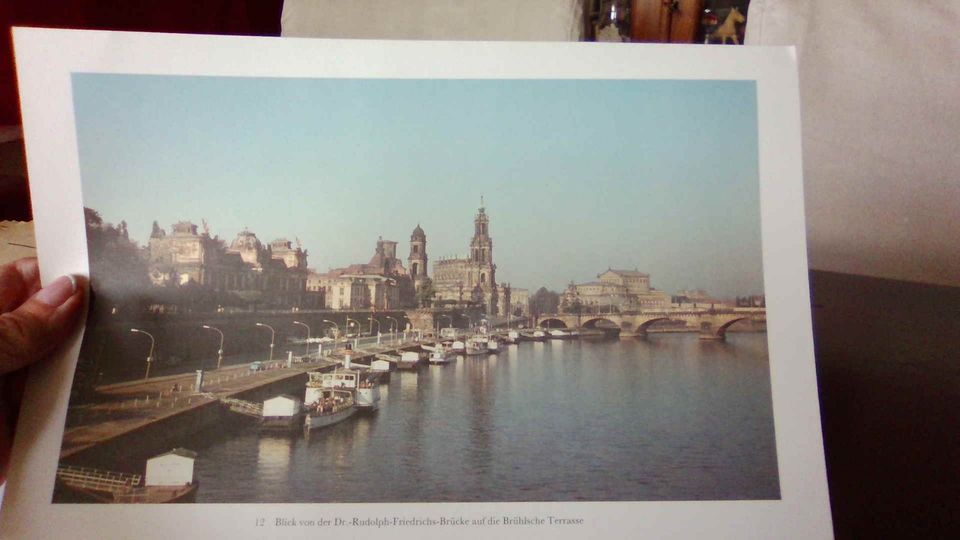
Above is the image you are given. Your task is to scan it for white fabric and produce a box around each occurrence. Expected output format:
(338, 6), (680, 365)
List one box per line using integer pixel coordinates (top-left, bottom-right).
(281, 0), (583, 41)
(747, 0), (960, 286)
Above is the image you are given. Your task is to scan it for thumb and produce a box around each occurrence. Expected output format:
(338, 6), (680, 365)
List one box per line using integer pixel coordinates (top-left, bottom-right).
(0, 275), (87, 375)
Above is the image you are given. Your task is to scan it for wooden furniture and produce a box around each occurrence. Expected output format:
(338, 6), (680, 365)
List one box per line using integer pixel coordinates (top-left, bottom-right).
(630, 0), (704, 43)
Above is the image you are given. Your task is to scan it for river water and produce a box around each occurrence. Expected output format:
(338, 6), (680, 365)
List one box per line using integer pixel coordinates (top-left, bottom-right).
(193, 333), (779, 502)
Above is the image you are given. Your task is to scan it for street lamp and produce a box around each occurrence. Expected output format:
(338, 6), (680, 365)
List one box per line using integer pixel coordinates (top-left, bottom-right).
(130, 328), (155, 379)
(385, 316), (398, 343)
(293, 320), (311, 355)
(345, 317), (360, 338)
(322, 319), (340, 339)
(367, 317), (381, 334)
(201, 325), (224, 370)
(255, 322), (275, 362)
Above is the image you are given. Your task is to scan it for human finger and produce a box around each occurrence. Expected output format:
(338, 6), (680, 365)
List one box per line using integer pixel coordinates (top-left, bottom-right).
(0, 258), (42, 313)
(0, 274), (87, 375)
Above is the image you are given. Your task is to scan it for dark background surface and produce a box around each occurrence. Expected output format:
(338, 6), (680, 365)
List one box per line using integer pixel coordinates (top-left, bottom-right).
(1, 2), (959, 537)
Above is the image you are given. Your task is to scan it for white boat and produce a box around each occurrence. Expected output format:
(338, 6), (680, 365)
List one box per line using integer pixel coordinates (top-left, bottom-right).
(548, 329), (574, 339)
(428, 344), (452, 364)
(486, 337), (501, 353)
(451, 340), (466, 353)
(505, 330), (521, 344)
(465, 336), (489, 356)
(306, 367), (380, 413)
(304, 388), (355, 430)
(397, 351), (421, 370)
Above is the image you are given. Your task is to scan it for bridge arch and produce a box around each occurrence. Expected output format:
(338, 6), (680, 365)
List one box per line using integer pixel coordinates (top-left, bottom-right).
(699, 317), (748, 340)
(581, 317), (618, 329)
(538, 318), (568, 329)
(632, 317), (671, 337)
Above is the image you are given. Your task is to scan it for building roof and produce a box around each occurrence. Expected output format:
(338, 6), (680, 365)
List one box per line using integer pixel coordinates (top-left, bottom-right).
(411, 224), (426, 239)
(602, 268), (649, 277)
(152, 448), (198, 460)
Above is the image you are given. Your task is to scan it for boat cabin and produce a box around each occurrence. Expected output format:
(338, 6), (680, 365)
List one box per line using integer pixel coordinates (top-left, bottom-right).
(145, 448), (197, 487)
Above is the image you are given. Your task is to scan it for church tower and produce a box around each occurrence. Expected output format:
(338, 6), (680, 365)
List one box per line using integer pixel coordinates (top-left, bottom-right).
(470, 202), (493, 267)
(408, 224), (428, 289)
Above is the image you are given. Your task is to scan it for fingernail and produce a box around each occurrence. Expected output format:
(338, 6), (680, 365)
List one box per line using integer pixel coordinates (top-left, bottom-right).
(34, 275), (78, 307)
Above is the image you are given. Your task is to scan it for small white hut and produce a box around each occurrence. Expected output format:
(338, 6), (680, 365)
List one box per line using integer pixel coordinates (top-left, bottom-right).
(262, 394), (302, 418)
(145, 448), (197, 487)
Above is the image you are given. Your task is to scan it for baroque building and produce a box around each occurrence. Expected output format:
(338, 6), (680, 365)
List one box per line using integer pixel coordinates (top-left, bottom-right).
(561, 268), (671, 312)
(433, 203), (499, 315)
(147, 221), (310, 307)
(308, 235), (418, 310)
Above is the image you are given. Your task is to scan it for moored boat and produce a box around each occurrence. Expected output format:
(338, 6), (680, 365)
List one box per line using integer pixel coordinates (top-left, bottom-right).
(465, 335), (489, 356)
(427, 344), (452, 364)
(397, 350), (421, 370)
(304, 388), (356, 430)
(260, 394), (304, 431)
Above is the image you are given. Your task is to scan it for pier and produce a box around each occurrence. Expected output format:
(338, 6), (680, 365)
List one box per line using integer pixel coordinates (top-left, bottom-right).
(59, 334), (427, 465)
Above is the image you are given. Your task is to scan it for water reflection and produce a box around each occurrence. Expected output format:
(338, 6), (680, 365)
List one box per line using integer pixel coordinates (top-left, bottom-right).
(194, 334), (779, 502)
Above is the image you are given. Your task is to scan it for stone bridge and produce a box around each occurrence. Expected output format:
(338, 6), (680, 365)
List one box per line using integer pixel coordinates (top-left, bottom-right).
(536, 308), (766, 341)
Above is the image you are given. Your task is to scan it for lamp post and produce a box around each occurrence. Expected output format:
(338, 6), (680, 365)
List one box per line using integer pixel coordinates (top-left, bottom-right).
(130, 328), (155, 379)
(255, 322), (275, 362)
(385, 316), (398, 343)
(367, 317), (381, 334)
(322, 319), (340, 339)
(346, 317), (360, 338)
(201, 325), (224, 370)
(293, 320), (311, 355)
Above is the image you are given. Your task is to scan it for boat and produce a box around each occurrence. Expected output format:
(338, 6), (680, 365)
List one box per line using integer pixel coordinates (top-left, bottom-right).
(486, 336), (501, 353)
(304, 388), (356, 430)
(522, 330), (546, 341)
(260, 394), (305, 431)
(306, 366), (380, 413)
(465, 335), (489, 356)
(397, 350), (421, 370)
(504, 330), (521, 344)
(548, 329), (575, 339)
(450, 340), (466, 354)
(426, 344), (452, 364)
(56, 448), (199, 503)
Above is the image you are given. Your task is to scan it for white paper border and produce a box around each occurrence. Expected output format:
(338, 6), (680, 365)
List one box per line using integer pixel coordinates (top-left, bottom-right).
(5, 28), (831, 539)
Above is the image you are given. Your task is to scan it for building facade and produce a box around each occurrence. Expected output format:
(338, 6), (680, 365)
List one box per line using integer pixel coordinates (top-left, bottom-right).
(147, 221), (311, 307)
(310, 235), (417, 309)
(562, 268), (671, 312)
(433, 204), (499, 315)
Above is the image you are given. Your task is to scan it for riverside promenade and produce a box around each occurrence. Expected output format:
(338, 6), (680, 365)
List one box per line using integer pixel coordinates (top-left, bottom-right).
(59, 334), (428, 463)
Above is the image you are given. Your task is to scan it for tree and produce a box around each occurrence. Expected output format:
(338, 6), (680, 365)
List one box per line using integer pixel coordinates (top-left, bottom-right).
(416, 277), (436, 308)
(530, 287), (560, 318)
(84, 207), (151, 313)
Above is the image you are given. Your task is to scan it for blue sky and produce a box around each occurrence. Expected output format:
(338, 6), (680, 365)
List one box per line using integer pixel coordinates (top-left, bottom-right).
(72, 74), (762, 297)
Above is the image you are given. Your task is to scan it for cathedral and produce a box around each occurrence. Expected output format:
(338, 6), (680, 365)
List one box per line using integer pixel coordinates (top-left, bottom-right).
(433, 203), (500, 316)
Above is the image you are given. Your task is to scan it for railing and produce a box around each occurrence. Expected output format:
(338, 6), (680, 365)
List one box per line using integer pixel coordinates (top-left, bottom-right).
(56, 465), (142, 492)
(220, 397), (263, 418)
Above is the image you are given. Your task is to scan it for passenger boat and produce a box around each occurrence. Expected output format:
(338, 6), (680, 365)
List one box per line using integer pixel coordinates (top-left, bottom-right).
(426, 344), (452, 364)
(450, 340), (466, 354)
(465, 335), (489, 356)
(306, 367), (380, 412)
(304, 388), (356, 430)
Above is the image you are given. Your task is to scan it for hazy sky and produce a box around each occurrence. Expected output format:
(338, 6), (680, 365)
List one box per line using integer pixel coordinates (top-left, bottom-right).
(73, 74), (762, 297)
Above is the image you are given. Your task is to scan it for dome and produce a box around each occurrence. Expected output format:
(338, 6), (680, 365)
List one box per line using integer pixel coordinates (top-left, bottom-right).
(411, 224), (426, 240)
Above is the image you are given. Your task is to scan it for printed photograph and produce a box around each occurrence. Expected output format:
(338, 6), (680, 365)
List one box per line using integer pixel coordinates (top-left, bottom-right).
(54, 74), (777, 503)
